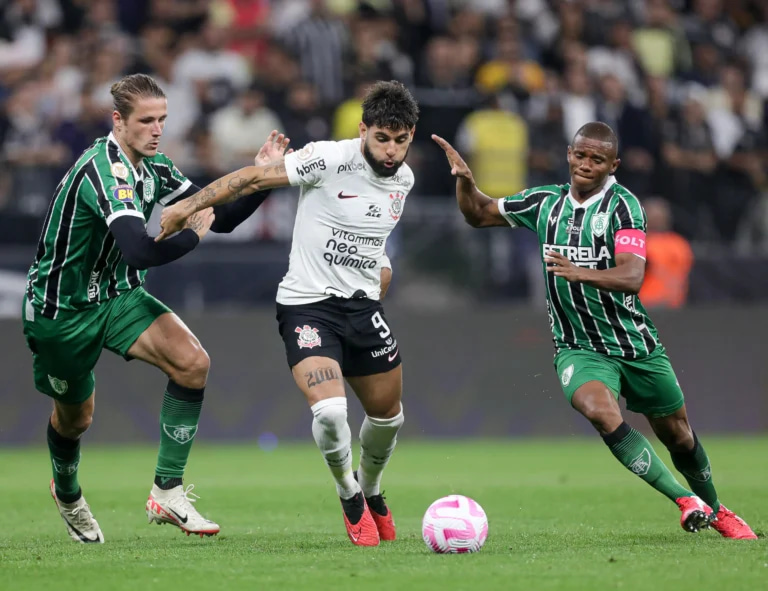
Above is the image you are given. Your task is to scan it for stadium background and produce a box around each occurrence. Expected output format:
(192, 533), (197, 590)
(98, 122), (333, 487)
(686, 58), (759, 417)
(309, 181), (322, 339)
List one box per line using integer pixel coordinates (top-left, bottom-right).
(1, 0), (767, 443)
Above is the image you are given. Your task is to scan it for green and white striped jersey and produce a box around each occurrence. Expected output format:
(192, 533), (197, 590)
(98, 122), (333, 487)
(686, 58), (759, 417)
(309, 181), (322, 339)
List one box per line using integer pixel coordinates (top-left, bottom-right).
(26, 133), (196, 318)
(498, 176), (660, 359)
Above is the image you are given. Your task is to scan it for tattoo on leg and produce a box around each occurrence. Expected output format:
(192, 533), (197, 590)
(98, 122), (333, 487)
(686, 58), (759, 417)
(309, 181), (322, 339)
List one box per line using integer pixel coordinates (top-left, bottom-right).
(306, 366), (341, 389)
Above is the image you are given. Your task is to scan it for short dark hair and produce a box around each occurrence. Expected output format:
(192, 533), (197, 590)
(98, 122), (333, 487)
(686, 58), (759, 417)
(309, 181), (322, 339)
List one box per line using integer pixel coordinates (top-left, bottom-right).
(361, 80), (419, 131)
(573, 121), (619, 152)
(110, 74), (166, 119)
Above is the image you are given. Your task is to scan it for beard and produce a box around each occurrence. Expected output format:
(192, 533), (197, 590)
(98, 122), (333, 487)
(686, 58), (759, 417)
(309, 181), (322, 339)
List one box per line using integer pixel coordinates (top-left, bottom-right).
(362, 140), (408, 177)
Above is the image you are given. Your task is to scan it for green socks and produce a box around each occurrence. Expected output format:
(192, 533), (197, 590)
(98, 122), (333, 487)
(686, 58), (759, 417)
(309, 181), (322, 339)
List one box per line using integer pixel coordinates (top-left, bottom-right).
(47, 420), (81, 503)
(670, 431), (720, 512)
(602, 422), (691, 501)
(155, 381), (204, 484)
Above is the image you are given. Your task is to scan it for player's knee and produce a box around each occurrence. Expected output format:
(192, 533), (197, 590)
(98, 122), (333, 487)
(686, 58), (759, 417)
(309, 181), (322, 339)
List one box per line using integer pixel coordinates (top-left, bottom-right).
(661, 426), (694, 453)
(170, 345), (210, 388)
(578, 401), (620, 432)
(62, 413), (92, 438)
(368, 400), (403, 420)
(312, 397), (348, 426)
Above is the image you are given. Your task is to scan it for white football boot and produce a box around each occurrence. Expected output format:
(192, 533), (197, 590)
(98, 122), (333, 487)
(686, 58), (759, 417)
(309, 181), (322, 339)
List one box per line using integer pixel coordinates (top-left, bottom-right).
(50, 479), (104, 543)
(145, 483), (220, 537)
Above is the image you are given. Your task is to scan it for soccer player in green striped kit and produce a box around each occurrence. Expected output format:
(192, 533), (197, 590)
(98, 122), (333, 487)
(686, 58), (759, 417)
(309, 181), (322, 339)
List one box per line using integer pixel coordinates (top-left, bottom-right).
(22, 74), (290, 542)
(433, 122), (756, 539)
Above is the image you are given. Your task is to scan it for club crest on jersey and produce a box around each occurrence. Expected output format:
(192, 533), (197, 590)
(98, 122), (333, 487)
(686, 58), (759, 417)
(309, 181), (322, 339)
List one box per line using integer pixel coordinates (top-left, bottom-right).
(110, 162), (129, 179)
(113, 185), (135, 203)
(47, 375), (68, 395)
(295, 325), (321, 349)
(591, 212), (609, 237)
(143, 177), (154, 202)
(389, 192), (405, 220)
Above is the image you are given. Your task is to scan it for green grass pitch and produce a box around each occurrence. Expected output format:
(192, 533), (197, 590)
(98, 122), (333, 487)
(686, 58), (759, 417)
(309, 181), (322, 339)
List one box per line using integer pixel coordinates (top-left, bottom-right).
(1, 438), (765, 591)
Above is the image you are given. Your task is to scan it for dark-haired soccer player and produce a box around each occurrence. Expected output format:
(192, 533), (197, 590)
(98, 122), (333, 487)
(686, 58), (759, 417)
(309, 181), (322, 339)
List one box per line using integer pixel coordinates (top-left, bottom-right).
(432, 122), (756, 539)
(159, 80), (419, 546)
(23, 73), (290, 543)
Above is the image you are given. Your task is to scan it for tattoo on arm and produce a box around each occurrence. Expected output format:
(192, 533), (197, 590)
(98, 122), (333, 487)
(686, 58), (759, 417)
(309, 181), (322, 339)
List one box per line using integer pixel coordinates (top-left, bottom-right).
(226, 174), (249, 202)
(305, 366), (341, 389)
(184, 161), (287, 212)
(185, 212), (205, 232)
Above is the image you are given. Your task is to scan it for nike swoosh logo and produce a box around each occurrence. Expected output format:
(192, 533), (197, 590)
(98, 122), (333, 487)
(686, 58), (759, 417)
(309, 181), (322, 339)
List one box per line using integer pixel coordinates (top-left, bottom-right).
(168, 507), (188, 524)
(388, 349), (399, 362)
(349, 526), (362, 542)
(66, 519), (101, 543)
(338, 191), (358, 199)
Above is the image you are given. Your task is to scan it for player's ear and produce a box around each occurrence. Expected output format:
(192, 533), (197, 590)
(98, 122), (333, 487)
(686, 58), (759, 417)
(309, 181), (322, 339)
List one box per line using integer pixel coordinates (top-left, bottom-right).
(112, 110), (123, 131)
(611, 158), (621, 173)
(358, 122), (367, 141)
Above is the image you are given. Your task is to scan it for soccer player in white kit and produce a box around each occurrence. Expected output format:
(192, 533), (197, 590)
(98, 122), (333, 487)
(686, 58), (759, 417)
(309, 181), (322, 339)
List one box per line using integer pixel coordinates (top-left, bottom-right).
(158, 81), (419, 546)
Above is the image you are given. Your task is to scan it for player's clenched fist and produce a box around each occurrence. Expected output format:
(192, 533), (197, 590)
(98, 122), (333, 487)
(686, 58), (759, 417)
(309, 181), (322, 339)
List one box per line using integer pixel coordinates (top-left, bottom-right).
(184, 207), (215, 240)
(431, 134), (472, 178)
(157, 200), (190, 241)
(545, 251), (583, 283)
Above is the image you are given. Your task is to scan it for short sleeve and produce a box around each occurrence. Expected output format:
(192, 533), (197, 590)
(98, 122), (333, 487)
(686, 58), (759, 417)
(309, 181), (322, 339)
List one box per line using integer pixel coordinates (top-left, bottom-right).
(153, 153), (194, 205)
(85, 158), (144, 226)
(498, 187), (556, 231)
(612, 192), (647, 233)
(284, 141), (344, 187)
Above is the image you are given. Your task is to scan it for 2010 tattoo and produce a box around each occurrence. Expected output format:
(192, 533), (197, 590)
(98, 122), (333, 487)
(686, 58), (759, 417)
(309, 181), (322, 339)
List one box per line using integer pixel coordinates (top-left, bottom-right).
(306, 366), (341, 389)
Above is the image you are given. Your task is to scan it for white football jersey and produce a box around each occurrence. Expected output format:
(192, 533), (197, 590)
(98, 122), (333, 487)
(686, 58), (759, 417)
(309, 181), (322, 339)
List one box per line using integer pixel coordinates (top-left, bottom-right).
(277, 138), (414, 304)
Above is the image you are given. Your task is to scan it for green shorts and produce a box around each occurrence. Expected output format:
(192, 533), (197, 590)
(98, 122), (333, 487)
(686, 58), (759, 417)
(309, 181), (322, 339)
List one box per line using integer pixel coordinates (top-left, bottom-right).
(22, 287), (170, 404)
(554, 346), (685, 418)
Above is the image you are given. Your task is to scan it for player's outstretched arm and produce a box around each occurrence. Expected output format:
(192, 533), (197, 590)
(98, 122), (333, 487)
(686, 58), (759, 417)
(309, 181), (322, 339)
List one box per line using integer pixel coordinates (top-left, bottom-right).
(545, 252), (645, 294)
(209, 131), (293, 233)
(110, 208), (215, 270)
(431, 134), (507, 228)
(157, 131), (291, 241)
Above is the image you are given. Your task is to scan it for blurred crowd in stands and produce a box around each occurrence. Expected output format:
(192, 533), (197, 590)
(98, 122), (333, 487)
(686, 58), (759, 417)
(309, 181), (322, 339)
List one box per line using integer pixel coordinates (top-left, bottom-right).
(2, 0), (768, 249)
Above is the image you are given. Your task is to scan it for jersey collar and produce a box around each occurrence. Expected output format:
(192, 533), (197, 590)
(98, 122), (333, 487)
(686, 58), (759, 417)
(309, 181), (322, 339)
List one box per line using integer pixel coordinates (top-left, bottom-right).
(567, 175), (616, 209)
(107, 132), (146, 181)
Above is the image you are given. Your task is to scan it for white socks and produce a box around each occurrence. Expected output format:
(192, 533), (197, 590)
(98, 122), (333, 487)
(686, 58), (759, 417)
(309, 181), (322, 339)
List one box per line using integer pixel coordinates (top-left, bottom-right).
(311, 397), (359, 499)
(357, 406), (404, 497)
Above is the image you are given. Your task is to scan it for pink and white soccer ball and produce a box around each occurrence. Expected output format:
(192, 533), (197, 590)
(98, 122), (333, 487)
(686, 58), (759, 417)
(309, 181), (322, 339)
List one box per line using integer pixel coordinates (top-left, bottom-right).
(422, 494), (488, 553)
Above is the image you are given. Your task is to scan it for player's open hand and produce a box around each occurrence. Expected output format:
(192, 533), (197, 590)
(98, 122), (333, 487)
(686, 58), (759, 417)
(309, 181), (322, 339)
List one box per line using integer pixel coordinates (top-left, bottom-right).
(156, 201), (190, 241)
(184, 207), (215, 240)
(431, 134), (471, 178)
(255, 130), (292, 166)
(545, 251), (583, 282)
